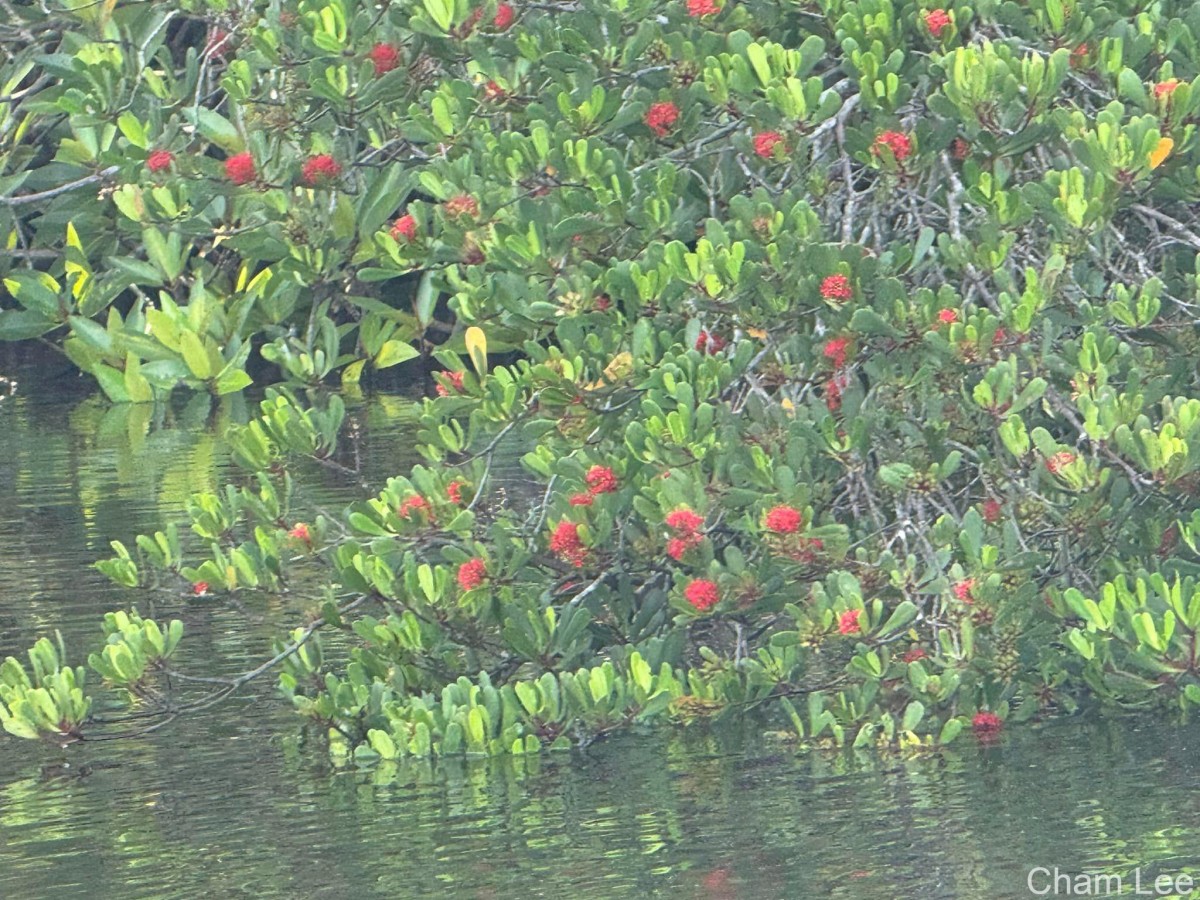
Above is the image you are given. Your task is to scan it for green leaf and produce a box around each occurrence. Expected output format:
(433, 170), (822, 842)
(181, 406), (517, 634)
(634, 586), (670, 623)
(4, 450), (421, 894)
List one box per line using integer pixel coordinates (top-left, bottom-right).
(179, 331), (212, 380)
(375, 340), (419, 369)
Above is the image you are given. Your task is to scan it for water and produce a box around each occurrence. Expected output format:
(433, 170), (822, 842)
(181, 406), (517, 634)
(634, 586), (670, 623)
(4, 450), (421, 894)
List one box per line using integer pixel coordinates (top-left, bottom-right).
(2, 355), (1200, 900)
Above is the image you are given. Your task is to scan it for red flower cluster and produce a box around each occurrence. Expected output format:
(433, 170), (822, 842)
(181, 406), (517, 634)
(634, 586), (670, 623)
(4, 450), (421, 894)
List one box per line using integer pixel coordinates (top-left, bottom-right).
(1044, 451), (1076, 475)
(436, 370), (466, 396)
(684, 579), (720, 611)
(224, 152), (256, 185)
(953, 578), (976, 603)
(1154, 79), (1181, 100)
(399, 494), (433, 520)
(289, 523), (311, 542)
(838, 608), (862, 635)
(952, 137), (971, 160)
(391, 213), (418, 242)
(666, 508), (704, 532)
(445, 194), (480, 218)
(569, 492), (594, 506)
(368, 42), (401, 76)
(825, 373), (849, 412)
(645, 101), (680, 137)
(193, 581), (210, 596)
(205, 28), (233, 58)
(666, 537), (693, 561)
(982, 498), (1002, 523)
(686, 0), (720, 15)
(820, 274), (852, 301)
(493, 2), (515, 29)
(823, 336), (851, 368)
(457, 558), (488, 591)
(301, 155), (341, 186)
(972, 711), (1003, 735)
(873, 130), (913, 161)
(695, 330), (727, 354)
(665, 507), (705, 561)
(1070, 44), (1088, 69)
(483, 80), (506, 101)
(447, 480), (468, 504)
(586, 465), (619, 495)
(787, 536), (824, 564)
(924, 9), (951, 37)
(902, 646), (927, 663)
(147, 150), (174, 173)
(764, 505), (803, 534)
(937, 308), (959, 324)
(753, 131), (786, 159)
(550, 521), (588, 567)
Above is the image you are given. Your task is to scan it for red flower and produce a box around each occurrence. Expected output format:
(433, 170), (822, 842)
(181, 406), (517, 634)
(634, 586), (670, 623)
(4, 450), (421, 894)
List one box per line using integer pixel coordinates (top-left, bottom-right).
(902, 646), (927, 663)
(645, 101), (680, 137)
(820, 274), (852, 301)
(447, 481), (468, 504)
(569, 492), (594, 506)
(1070, 44), (1088, 68)
(594, 294), (611, 311)
(1154, 80), (1181, 101)
(838, 608), (863, 635)
(924, 9), (951, 37)
(687, 0), (720, 15)
(550, 521), (588, 566)
(938, 308), (959, 324)
(444, 194), (479, 219)
(368, 42), (401, 76)
(457, 558), (488, 591)
(289, 523), (311, 542)
(1045, 451), (1076, 476)
(753, 131), (786, 158)
(483, 80), (506, 101)
(953, 578), (976, 603)
(765, 505), (804, 534)
(952, 137), (971, 160)
(436, 370), (466, 397)
(147, 150), (174, 173)
(493, 2), (515, 29)
(205, 27), (233, 58)
(192, 581), (210, 596)
(873, 130), (913, 161)
(820, 372), (849, 415)
(823, 335), (851, 368)
(666, 508), (705, 533)
(301, 154), (341, 186)
(982, 498), (1002, 523)
(695, 330), (727, 353)
(586, 465), (618, 495)
(972, 711), (1003, 735)
(224, 152), (256, 185)
(399, 494), (433, 521)
(666, 536), (696, 561)
(391, 213), (418, 242)
(684, 579), (720, 611)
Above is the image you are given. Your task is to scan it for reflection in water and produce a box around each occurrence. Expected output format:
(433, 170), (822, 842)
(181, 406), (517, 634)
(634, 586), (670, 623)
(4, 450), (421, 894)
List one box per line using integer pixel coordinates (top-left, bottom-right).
(2, 361), (1200, 899)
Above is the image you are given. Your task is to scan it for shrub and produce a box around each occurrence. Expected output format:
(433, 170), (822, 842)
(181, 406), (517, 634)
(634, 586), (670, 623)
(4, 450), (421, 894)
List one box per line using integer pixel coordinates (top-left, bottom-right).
(5, 0), (1200, 759)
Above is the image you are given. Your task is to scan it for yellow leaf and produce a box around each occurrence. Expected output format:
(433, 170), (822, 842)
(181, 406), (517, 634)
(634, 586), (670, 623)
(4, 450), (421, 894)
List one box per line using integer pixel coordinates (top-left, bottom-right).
(602, 351), (633, 382)
(465, 325), (488, 376)
(747, 327), (768, 340)
(1149, 136), (1174, 170)
(66, 221), (82, 253)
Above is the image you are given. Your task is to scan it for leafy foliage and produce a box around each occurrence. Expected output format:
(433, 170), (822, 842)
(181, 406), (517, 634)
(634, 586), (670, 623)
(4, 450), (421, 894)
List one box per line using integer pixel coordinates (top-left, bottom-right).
(11, 0), (1200, 757)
